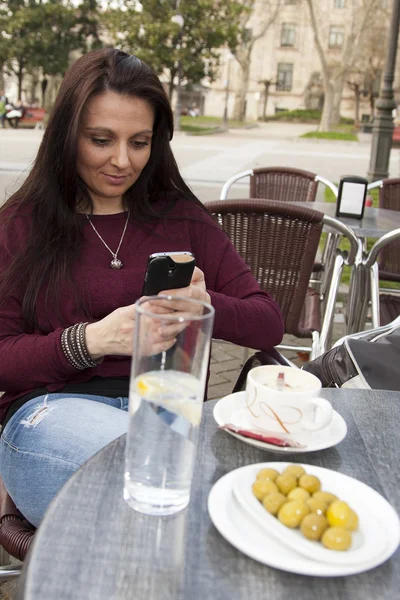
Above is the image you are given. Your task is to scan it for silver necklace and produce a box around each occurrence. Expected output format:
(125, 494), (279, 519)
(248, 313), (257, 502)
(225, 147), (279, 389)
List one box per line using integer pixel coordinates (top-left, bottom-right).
(86, 211), (130, 269)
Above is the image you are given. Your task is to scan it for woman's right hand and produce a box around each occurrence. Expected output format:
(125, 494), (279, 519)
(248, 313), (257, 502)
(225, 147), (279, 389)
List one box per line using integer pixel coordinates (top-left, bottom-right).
(85, 305), (137, 360)
(84, 302), (181, 360)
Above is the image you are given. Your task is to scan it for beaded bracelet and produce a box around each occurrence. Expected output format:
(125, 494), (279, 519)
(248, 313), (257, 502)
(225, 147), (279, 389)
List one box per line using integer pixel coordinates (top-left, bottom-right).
(61, 322), (99, 370)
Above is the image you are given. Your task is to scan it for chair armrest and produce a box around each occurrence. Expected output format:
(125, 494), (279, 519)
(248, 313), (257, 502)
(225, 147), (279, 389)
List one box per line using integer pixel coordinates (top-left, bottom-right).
(220, 169), (253, 200)
(367, 180), (383, 191)
(315, 176), (338, 197)
(322, 214), (359, 266)
(364, 228), (400, 268)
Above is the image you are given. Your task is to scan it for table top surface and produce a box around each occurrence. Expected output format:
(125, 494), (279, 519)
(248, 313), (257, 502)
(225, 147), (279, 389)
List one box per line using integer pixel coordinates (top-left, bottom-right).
(292, 202), (400, 238)
(19, 389), (400, 600)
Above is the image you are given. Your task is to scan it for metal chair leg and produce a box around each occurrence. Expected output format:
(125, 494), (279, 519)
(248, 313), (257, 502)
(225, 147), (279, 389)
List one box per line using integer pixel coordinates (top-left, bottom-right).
(0, 563), (22, 581)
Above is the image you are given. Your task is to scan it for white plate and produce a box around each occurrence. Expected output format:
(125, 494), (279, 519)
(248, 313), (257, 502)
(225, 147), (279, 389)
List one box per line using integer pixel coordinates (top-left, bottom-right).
(208, 465), (400, 577)
(213, 392), (347, 453)
(232, 463), (389, 567)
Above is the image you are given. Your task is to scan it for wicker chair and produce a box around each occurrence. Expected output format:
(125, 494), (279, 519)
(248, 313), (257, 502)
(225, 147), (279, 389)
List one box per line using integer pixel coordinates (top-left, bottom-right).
(367, 179), (400, 282)
(205, 199), (357, 359)
(366, 179), (400, 325)
(219, 166), (338, 201)
(364, 228), (400, 327)
(0, 475), (35, 580)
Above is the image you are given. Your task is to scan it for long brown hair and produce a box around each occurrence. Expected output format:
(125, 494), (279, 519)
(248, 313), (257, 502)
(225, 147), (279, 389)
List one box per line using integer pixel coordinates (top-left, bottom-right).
(0, 48), (200, 330)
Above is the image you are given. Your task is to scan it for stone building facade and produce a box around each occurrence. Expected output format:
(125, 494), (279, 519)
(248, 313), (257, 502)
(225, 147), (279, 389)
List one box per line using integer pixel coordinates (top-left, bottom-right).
(205, 0), (391, 122)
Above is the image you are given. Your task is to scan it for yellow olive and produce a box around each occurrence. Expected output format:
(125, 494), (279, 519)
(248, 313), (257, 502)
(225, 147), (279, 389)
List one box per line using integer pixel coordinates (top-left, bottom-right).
(287, 487), (311, 502)
(275, 474), (297, 495)
(298, 474), (321, 494)
(306, 497), (328, 516)
(282, 464), (306, 480)
(262, 492), (287, 515)
(326, 501), (352, 528)
(313, 491), (338, 505)
(252, 480), (278, 500)
(278, 501), (310, 528)
(300, 514), (329, 541)
(321, 527), (352, 551)
(256, 468), (279, 482)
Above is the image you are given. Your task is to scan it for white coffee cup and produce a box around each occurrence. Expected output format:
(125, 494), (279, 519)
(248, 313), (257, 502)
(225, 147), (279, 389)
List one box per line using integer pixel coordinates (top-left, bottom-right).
(245, 366), (333, 434)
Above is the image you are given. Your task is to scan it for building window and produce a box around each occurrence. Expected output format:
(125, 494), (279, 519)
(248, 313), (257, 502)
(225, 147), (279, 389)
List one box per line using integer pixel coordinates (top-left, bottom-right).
(329, 25), (344, 48)
(281, 23), (296, 47)
(276, 63), (293, 91)
(334, 0), (345, 7)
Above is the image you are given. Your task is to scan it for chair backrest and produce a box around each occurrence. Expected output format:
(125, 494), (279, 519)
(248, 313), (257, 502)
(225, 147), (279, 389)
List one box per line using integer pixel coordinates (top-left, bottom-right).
(205, 199), (324, 336)
(250, 167), (318, 203)
(378, 179), (400, 281)
(0, 476), (35, 562)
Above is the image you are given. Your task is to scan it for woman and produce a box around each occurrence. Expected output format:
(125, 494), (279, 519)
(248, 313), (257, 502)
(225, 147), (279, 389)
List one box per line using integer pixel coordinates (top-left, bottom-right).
(0, 48), (283, 527)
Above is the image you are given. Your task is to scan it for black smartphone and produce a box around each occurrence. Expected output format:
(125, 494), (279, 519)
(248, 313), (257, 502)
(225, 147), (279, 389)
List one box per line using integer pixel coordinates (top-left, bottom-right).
(142, 251), (196, 296)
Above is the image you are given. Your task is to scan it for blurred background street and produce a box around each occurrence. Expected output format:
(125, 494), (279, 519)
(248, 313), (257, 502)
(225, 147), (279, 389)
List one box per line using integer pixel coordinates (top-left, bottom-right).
(1, 123), (399, 206)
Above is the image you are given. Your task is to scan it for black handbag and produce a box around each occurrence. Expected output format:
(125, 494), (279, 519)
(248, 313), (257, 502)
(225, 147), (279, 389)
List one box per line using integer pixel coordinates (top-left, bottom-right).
(303, 325), (400, 390)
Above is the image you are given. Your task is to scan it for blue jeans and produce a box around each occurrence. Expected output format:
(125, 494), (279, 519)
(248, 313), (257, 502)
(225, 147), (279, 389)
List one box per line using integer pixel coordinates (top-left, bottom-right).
(0, 394), (129, 527)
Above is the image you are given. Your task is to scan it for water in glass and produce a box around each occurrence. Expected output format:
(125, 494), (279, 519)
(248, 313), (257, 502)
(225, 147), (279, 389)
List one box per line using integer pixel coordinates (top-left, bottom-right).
(124, 370), (202, 515)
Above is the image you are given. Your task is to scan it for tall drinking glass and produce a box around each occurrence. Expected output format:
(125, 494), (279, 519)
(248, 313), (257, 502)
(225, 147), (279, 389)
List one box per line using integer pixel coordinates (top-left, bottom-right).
(124, 295), (215, 516)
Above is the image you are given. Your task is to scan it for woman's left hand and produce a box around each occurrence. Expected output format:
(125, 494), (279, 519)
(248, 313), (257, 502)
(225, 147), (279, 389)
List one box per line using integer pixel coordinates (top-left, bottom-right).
(145, 267), (211, 316)
(160, 266), (210, 308)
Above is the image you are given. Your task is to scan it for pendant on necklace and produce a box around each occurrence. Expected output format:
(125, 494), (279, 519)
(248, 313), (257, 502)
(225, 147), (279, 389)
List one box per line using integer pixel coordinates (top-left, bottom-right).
(111, 258), (123, 269)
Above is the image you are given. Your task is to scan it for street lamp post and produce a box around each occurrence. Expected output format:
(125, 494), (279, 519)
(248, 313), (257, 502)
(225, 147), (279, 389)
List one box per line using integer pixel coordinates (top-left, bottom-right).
(171, 14), (185, 132)
(368, 0), (400, 181)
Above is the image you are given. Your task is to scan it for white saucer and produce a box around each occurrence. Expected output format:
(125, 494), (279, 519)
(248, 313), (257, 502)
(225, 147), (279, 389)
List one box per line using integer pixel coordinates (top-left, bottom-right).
(208, 464), (400, 577)
(213, 392), (347, 453)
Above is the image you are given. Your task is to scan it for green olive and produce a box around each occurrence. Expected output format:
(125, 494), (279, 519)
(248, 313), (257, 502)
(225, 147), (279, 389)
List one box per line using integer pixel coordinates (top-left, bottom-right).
(256, 468), (279, 482)
(300, 513), (328, 541)
(313, 491), (338, 505)
(306, 497), (328, 516)
(298, 474), (321, 494)
(282, 464), (306, 480)
(262, 492), (287, 515)
(275, 473), (297, 495)
(321, 527), (352, 551)
(278, 501), (310, 528)
(287, 487), (311, 502)
(347, 509), (359, 531)
(252, 479), (278, 500)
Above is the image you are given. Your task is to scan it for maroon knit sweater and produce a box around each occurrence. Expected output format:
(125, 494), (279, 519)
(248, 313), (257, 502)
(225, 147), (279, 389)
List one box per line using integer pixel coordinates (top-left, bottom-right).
(0, 197), (284, 423)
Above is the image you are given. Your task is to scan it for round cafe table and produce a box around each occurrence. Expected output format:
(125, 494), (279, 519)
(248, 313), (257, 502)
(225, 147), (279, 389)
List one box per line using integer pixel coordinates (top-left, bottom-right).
(18, 389), (400, 600)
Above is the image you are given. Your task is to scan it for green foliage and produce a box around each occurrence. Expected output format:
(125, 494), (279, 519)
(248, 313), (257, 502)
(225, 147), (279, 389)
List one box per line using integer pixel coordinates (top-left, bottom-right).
(301, 131), (358, 141)
(0, 0), (102, 84)
(103, 0), (246, 93)
(263, 109), (322, 122)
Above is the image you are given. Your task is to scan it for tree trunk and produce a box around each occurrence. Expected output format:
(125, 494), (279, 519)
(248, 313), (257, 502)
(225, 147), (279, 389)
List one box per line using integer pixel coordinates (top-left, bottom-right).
(41, 78), (48, 108)
(319, 80), (335, 132)
(233, 57), (250, 122)
(331, 74), (345, 126)
(168, 68), (177, 102)
(17, 62), (24, 100)
(354, 87), (361, 125)
(263, 81), (270, 120)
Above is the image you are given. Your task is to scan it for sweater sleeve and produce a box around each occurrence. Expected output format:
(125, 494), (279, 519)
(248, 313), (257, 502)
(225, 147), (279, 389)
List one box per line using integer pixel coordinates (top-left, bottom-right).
(0, 219), (78, 394)
(191, 214), (284, 349)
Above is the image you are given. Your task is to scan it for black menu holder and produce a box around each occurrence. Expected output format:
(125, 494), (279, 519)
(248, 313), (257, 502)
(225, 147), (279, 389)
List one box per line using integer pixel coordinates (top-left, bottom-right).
(335, 175), (368, 220)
